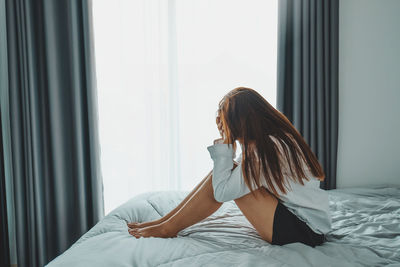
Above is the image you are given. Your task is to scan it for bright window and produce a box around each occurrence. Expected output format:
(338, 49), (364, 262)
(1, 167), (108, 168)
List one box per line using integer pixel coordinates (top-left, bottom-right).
(92, 0), (278, 214)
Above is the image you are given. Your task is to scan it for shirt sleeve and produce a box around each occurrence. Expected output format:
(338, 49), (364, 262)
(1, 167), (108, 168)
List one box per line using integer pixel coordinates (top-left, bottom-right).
(207, 143), (252, 203)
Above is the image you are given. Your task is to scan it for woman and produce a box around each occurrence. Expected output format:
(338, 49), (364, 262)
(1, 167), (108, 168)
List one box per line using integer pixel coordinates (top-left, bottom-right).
(127, 87), (331, 247)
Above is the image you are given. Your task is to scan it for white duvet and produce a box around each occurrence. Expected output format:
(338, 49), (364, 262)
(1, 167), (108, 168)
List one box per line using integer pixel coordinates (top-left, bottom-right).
(46, 187), (400, 267)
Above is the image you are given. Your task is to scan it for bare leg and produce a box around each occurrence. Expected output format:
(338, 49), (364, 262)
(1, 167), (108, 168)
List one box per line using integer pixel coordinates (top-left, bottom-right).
(233, 187), (278, 243)
(129, 173), (222, 238)
(129, 177), (279, 243)
(127, 170), (212, 229)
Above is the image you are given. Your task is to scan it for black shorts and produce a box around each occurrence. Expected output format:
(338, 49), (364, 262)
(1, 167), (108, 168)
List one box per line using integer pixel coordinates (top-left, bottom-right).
(271, 200), (325, 247)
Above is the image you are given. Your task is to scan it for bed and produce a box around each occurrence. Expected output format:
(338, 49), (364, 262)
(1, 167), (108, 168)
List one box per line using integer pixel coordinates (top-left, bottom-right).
(46, 186), (400, 267)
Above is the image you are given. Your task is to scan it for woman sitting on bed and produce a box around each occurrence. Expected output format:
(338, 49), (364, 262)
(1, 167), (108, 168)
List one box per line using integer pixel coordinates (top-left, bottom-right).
(128, 87), (332, 247)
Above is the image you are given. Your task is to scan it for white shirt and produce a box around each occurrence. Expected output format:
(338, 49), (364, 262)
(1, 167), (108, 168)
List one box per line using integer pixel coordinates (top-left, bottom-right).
(207, 139), (332, 235)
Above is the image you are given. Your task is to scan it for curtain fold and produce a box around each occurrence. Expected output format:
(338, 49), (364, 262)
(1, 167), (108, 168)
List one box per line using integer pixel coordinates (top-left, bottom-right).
(0, 113), (10, 267)
(1, 0), (104, 266)
(277, 0), (339, 190)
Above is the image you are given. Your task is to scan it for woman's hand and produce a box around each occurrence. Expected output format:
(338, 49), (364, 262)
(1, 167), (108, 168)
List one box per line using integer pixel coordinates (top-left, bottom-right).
(216, 115), (224, 138)
(213, 137), (229, 145)
(213, 115), (237, 157)
(215, 114), (229, 145)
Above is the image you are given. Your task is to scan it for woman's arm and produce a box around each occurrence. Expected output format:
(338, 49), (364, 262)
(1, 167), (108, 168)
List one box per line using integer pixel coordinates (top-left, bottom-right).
(207, 143), (252, 203)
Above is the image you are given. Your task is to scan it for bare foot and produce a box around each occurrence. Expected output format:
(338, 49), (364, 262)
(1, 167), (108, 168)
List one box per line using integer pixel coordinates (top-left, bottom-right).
(128, 223), (177, 239)
(127, 219), (163, 229)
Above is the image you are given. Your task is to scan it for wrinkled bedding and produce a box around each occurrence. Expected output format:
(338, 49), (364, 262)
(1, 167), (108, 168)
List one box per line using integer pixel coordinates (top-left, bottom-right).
(46, 186), (400, 267)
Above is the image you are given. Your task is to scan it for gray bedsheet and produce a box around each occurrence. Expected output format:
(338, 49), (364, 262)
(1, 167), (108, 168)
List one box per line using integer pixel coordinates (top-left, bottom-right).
(46, 186), (400, 267)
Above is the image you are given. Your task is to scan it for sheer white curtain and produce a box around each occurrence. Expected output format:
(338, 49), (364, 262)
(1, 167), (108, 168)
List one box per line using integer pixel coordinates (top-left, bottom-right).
(92, 0), (278, 214)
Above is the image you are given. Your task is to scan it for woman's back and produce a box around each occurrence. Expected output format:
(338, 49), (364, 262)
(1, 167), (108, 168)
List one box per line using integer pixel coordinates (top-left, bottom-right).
(237, 135), (331, 235)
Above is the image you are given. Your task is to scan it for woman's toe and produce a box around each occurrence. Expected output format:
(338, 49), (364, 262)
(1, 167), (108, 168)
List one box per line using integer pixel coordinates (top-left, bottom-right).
(129, 229), (140, 238)
(127, 222), (139, 228)
(128, 229), (135, 234)
(133, 231), (142, 238)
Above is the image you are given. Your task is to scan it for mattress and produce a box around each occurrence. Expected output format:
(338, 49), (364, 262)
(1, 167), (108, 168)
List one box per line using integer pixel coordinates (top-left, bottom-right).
(46, 186), (400, 267)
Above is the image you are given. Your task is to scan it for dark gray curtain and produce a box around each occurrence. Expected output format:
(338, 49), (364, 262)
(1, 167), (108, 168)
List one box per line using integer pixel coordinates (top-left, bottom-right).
(0, 112), (10, 267)
(277, 0), (339, 190)
(1, 0), (104, 266)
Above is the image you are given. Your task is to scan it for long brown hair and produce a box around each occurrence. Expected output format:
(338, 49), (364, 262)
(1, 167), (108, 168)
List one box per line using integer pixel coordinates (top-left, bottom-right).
(218, 87), (325, 198)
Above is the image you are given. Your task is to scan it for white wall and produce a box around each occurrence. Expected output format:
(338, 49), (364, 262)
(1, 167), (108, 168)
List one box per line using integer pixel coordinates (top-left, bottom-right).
(337, 0), (400, 188)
